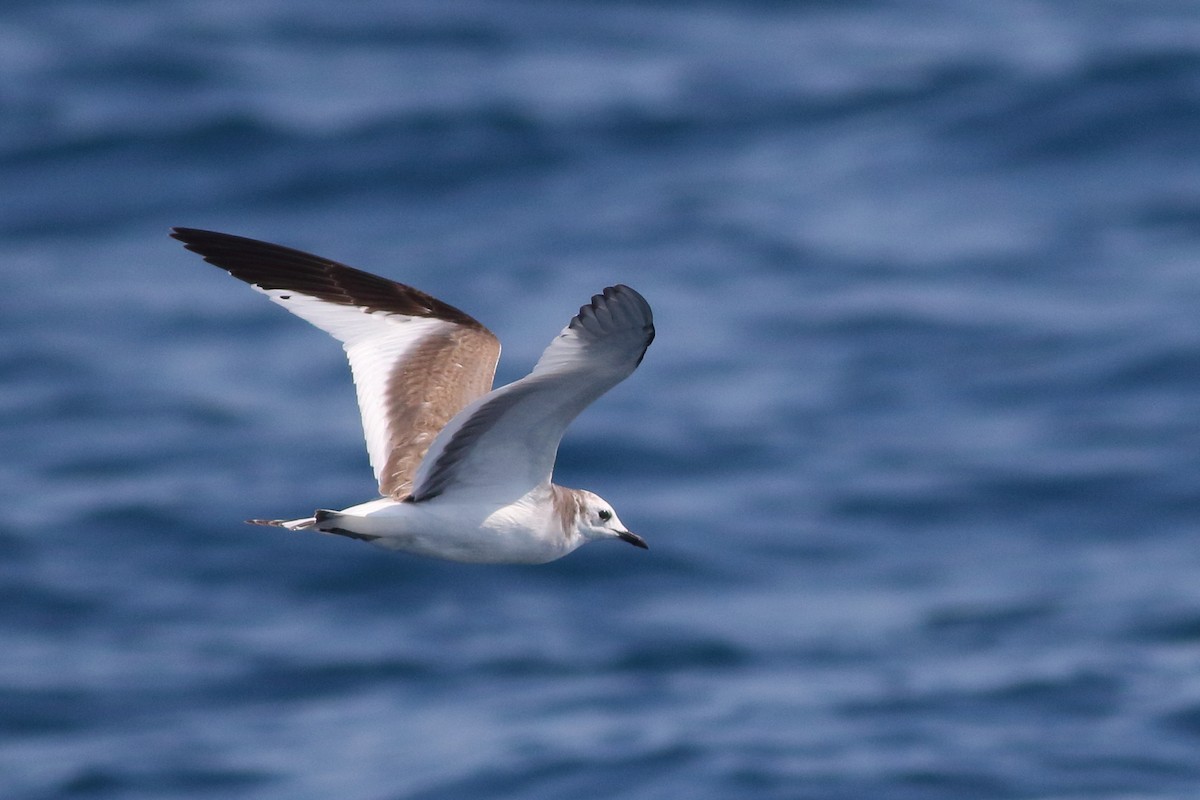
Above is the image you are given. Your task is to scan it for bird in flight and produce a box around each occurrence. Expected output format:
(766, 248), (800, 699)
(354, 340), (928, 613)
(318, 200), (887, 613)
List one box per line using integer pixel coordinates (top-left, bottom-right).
(172, 228), (654, 563)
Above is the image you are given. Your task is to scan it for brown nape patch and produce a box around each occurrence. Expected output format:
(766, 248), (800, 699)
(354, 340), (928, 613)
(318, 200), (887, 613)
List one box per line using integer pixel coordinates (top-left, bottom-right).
(378, 326), (500, 499)
(551, 485), (583, 533)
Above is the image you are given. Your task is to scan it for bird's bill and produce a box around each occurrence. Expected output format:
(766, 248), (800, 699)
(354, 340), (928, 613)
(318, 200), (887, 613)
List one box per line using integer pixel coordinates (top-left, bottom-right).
(616, 530), (649, 549)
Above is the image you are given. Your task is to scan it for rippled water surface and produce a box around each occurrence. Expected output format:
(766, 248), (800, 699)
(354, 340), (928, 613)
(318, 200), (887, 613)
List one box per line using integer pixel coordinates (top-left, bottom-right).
(5, 2), (1200, 798)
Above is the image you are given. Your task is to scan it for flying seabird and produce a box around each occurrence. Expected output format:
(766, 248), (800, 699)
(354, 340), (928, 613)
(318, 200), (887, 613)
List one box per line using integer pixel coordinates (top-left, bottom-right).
(171, 228), (654, 564)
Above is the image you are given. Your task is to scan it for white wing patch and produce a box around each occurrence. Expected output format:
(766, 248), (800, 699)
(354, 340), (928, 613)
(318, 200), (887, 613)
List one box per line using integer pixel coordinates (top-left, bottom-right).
(256, 289), (470, 493)
(258, 286), (437, 346)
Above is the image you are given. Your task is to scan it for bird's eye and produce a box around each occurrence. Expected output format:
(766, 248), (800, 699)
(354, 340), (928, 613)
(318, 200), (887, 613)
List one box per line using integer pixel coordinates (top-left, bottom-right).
(598, 509), (612, 522)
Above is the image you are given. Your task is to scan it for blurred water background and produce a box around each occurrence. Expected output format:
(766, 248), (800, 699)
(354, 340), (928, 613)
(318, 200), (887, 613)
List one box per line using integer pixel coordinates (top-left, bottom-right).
(5, 1), (1200, 798)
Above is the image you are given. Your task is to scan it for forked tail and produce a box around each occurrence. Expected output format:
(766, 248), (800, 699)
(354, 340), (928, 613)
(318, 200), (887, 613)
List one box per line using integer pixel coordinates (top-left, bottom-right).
(246, 511), (380, 542)
(246, 516), (317, 531)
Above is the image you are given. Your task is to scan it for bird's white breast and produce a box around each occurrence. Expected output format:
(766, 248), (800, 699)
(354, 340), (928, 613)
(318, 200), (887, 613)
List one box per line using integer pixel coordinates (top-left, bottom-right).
(340, 491), (579, 564)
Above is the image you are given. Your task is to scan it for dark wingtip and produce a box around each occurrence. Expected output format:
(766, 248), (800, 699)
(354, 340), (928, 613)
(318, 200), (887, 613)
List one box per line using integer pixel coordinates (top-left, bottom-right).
(169, 226), (212, 246)
(170, 227), (492, 331)
(568, 284), (654, 348)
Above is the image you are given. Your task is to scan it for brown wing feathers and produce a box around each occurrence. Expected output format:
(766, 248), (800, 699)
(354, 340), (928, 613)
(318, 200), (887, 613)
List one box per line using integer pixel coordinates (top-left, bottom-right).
(172, 227), (501, 499)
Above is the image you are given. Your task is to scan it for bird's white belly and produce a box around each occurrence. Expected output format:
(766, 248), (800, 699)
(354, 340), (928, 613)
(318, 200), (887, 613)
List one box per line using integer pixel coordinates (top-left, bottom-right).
(334, 496), (576, 564)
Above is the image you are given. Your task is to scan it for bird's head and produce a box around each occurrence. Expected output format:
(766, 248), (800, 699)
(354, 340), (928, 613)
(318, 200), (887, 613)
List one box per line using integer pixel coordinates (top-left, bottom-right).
(575, 490), (647, 550)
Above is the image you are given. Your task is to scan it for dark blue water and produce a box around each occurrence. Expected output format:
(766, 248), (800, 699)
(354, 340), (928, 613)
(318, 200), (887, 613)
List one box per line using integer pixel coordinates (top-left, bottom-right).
(5, 1), (1200, 797)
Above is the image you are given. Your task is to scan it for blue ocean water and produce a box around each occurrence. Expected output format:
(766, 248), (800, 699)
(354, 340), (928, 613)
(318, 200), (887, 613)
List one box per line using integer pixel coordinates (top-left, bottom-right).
(4, 1), (1200, 797)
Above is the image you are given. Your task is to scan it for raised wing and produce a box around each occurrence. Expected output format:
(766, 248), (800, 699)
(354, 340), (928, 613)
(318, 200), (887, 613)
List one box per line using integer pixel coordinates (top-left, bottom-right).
(409, 284), (654, 503)
(171, 228), (500, 498)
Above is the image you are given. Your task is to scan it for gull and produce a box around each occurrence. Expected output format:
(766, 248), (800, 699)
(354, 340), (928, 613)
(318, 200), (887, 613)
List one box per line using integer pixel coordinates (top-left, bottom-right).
(171, 228), (654, 564)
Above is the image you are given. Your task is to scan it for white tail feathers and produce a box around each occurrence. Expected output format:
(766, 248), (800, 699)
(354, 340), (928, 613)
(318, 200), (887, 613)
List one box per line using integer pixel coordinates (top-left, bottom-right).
(246, 516), (317, 531)
(245, 512), (381, 542)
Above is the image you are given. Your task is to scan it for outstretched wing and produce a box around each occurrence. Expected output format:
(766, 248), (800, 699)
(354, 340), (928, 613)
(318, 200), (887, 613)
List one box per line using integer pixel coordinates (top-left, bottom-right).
(409, 284), (654, 503)
(171, 228), (500, 499)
